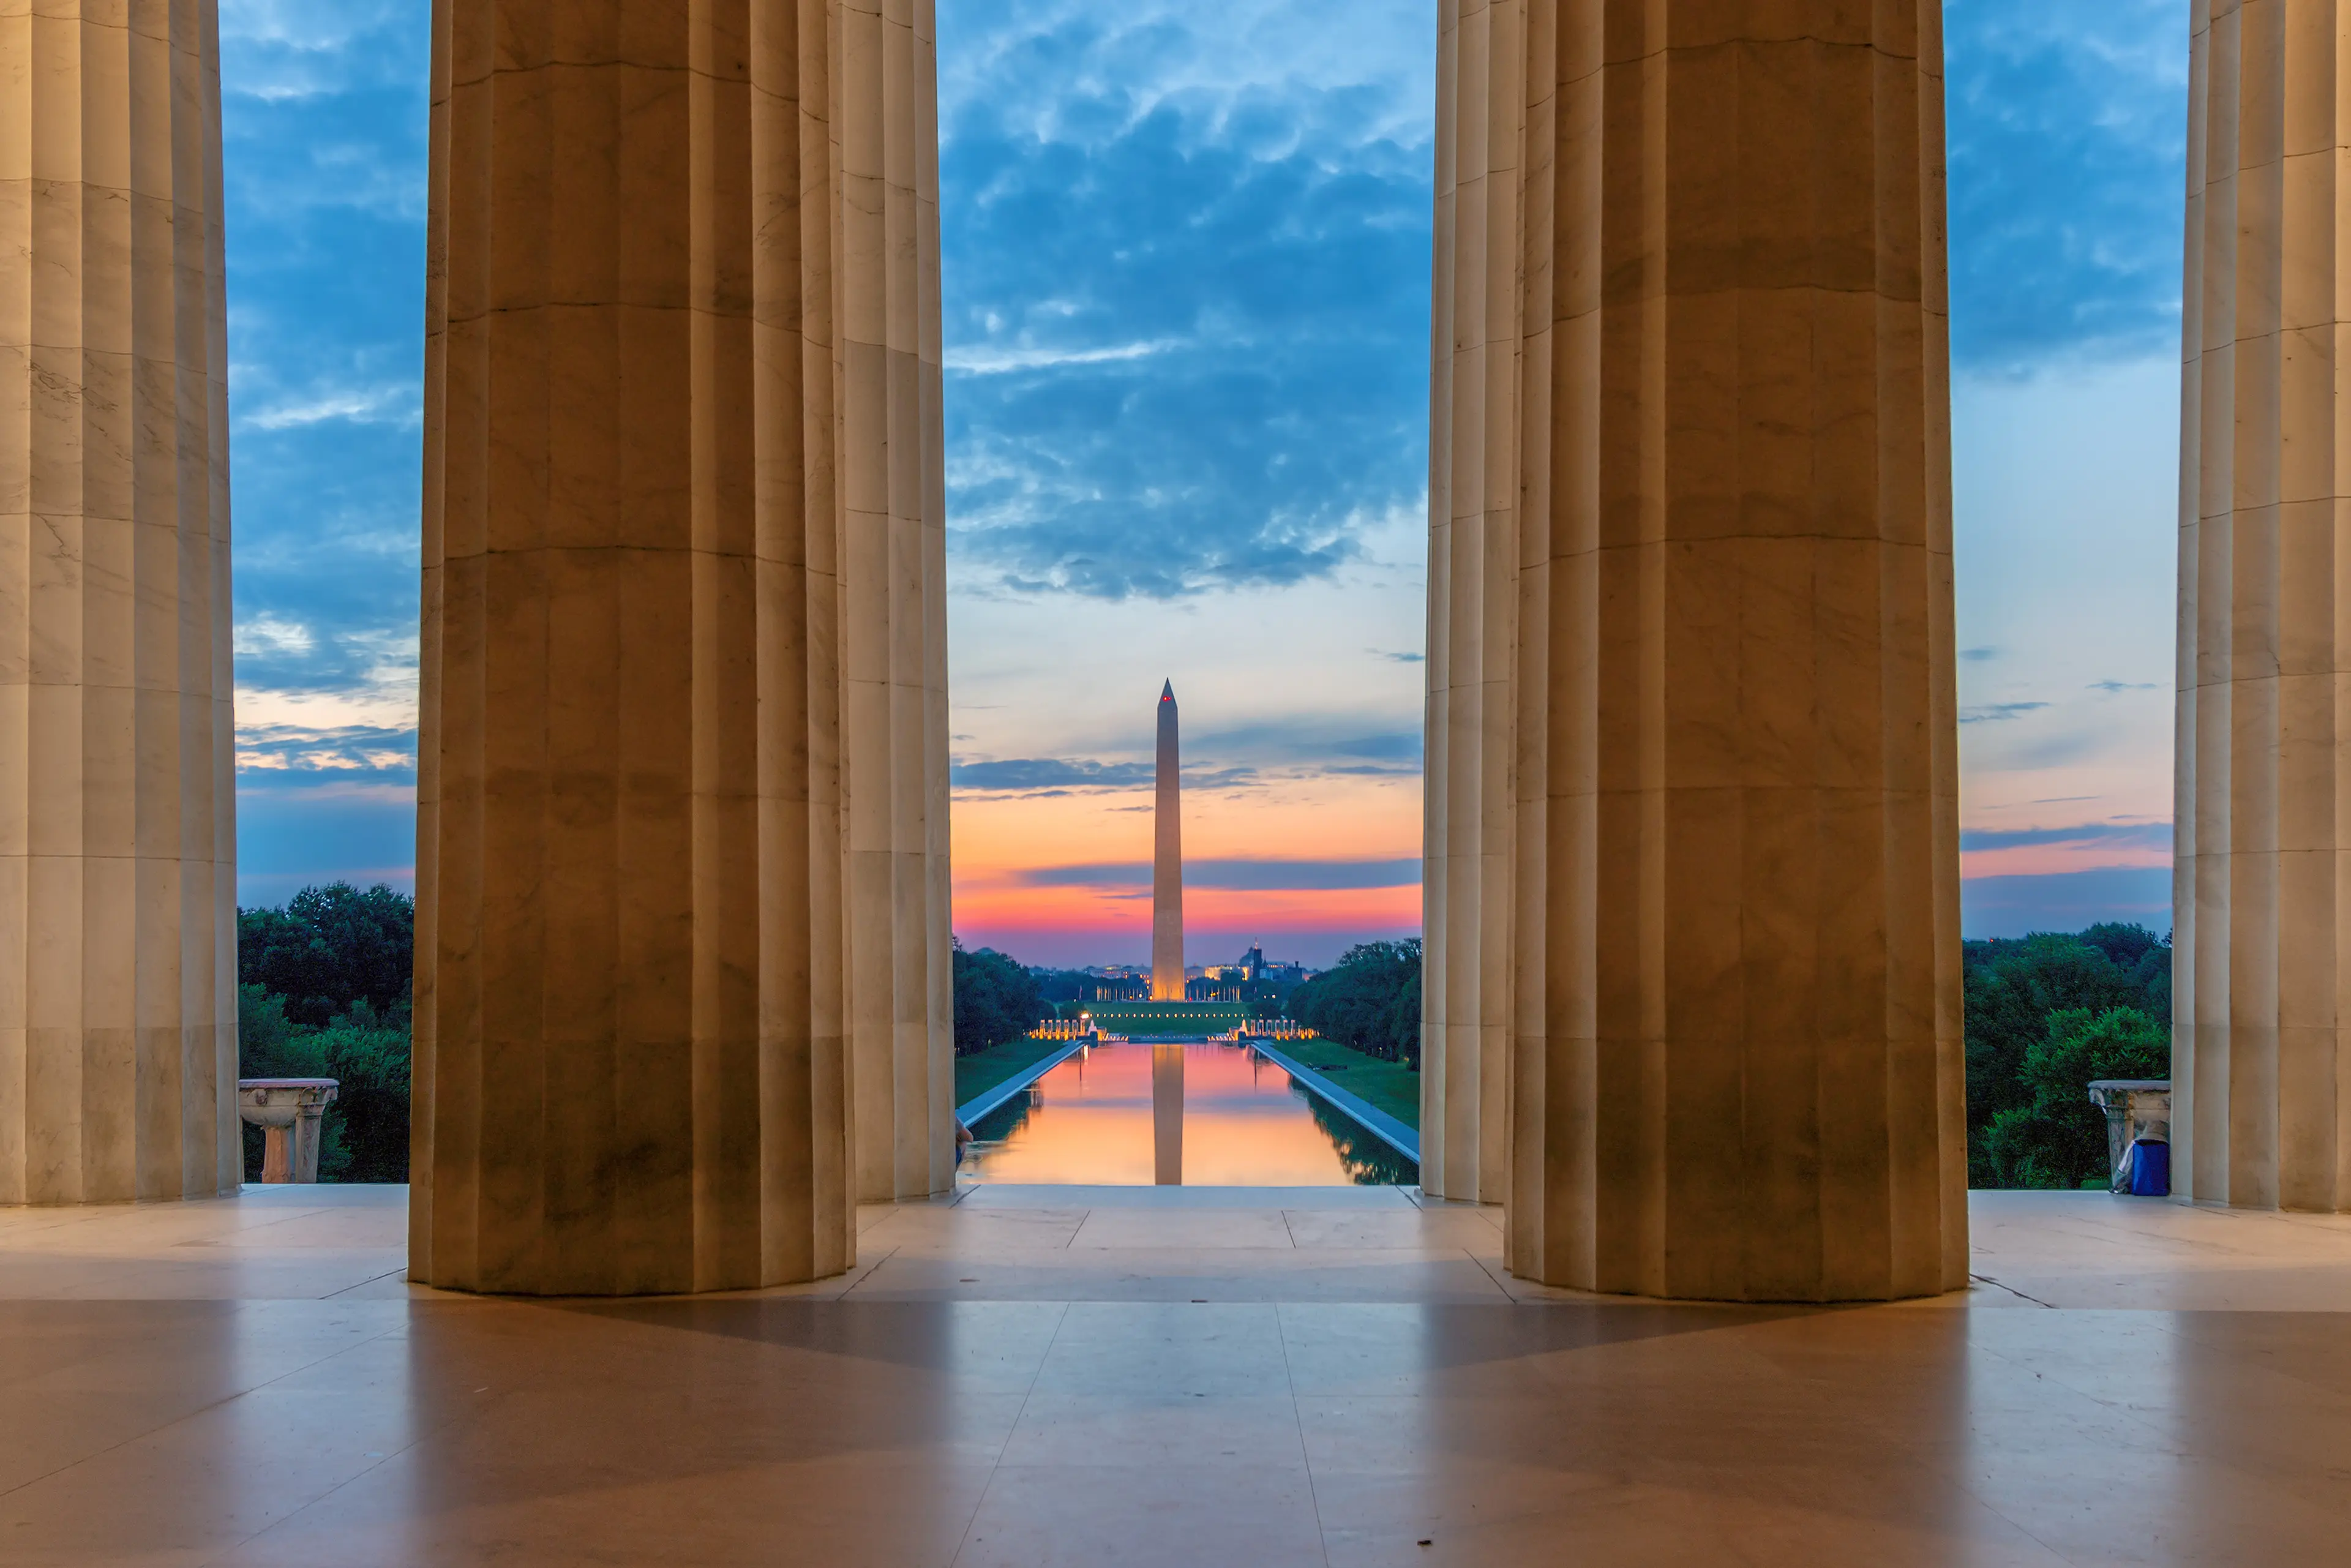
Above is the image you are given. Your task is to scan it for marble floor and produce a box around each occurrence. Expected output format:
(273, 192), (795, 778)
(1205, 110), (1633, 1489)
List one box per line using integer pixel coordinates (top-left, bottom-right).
(2, 1185), (2348, 1565)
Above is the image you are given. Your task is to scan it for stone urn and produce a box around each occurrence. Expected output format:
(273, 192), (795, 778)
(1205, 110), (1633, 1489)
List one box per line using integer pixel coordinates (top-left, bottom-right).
(237, 1079), (339, 1184)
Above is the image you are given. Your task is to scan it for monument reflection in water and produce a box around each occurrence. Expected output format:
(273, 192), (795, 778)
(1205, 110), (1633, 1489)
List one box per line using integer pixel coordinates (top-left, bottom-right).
(962, 1041), (1415, 1186)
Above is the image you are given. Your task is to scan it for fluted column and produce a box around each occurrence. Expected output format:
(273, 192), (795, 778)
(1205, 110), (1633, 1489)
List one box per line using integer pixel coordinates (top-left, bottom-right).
(415, 0), (946, 1293)
(2175, 0), (2351, 1210)
(839, 0), (953, 1203)
(0, 0), (239, 1202)
(1499, 1), (1965, 1299)
(1422, 0), (1522, 1204)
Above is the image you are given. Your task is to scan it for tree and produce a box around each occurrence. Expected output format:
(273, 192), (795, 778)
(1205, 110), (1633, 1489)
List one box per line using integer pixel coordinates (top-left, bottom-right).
(234, 985), (411, 1182)
(1029, 967), (1095, 1006)
(1288, 940), (1422, 1067)
(237, 883), (418, 1183)
(1963, 926), (2169, 1185)
(1982, 1006), (2169, 1189)
(238, 882), (416, 1027)
(953, 940), (1046, 1054)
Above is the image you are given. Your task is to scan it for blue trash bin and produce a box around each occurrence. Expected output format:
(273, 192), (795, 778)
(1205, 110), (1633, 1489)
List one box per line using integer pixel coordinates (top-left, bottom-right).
(2127, 1138), (2170, 1197)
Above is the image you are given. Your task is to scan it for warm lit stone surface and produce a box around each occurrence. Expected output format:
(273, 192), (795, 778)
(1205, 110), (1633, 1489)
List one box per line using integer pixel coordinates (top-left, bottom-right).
(0, 0), (241, 1202)
(416, 0), (950, 1292)
(1421, 0), (1521, 1206)
(2174, 0), (2351, 1212)
(1, 1189), (2348, 1564)
(1428, 2), (1967, 1296)
(840, 0), (954, 1206)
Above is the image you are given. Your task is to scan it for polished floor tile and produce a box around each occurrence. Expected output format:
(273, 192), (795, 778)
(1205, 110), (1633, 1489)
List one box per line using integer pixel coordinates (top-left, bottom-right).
(2, 1187), (2349, 1564)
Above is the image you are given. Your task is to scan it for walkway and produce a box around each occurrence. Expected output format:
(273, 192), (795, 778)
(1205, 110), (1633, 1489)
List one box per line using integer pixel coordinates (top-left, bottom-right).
(1, 1186), (2348, 1563)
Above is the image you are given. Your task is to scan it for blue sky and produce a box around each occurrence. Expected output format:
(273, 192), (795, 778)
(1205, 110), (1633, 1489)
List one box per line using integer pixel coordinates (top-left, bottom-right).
(220, 0), (2189, 949)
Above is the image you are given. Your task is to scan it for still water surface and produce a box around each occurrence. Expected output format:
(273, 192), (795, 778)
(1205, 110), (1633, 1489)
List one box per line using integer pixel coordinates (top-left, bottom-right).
(962, 1040), (1415, 1186)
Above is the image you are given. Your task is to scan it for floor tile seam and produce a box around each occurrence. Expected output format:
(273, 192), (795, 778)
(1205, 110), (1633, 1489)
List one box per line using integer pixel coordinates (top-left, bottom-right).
(1960, 1337), (2189, 1443)
(0, 1313), (415, 1509)
(949, 1300), (1070, 1568)
(1967, 1273), (2058, 1308)
(320, 1264), (412, 1300)
(830, 1245), (903, 1300)
(188, 1414), (459, 1568)
(1271, 1290), (1336, 1567)
(1464, 1246), (1530, 1304)
(1942, 1459), (2097, 1566)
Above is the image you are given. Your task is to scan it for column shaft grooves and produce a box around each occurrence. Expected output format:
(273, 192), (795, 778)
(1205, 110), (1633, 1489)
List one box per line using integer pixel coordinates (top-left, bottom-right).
(2177, 0), (2351, 1212)
(0, 0), (239, 1204)
(415, 0), (943, 1293)
(1433, 0), (1964, 1300)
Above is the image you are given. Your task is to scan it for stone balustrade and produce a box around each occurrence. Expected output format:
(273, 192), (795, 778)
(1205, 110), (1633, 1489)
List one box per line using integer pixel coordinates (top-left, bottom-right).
(236, 1081), (339, 1185)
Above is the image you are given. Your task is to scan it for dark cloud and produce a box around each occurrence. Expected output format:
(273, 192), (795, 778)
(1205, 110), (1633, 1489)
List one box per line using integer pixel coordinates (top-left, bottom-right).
(1944, 0), (2188, 371)
(1961, 867), (2172, 939)
(951, 757), (1258, 792)
(1019, 858), (1421, 891)
(952, 757), (1155, 790)
(937, 17), (1431, 599)
(1960, 823), (2171, 853)
(1959, 647), (2001, 662)
(2090, 680), (2163, 693)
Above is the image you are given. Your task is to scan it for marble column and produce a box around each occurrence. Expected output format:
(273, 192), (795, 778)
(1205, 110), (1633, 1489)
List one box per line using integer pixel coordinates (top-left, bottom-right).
(414, 0), (945, 1293)
(1493, 0), (1966, 1299)
(839, 0), (953, 1204)
(2174, 0), (2351, 1210)
(0, 0), (241, 1203)
(1421, 0), (1522, 1205)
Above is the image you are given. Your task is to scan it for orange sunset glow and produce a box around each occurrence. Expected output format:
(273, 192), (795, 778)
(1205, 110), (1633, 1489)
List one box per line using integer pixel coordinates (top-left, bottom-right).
(961, 1041), (1402, 1186)
(951, 765), (1421, 966)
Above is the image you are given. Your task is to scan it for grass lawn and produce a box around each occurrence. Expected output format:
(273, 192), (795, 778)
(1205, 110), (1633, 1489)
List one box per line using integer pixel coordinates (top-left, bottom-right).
(953, 1035), (1074, 1112)
(1266, 1037), (1421, 1130)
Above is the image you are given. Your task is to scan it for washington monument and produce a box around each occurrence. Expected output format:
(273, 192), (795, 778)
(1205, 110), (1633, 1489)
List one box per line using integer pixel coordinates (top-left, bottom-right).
(1152, 680), (1185, 1000)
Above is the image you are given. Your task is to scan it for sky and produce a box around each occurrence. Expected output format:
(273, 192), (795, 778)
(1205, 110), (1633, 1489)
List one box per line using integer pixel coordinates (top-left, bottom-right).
(217, 0), (2189, 964)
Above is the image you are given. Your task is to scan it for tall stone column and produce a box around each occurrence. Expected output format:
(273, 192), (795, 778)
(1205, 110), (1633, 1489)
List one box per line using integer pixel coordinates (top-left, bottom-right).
(0, 0), (240, 1202)
(1499, 0), (1966, 1299)
(414, 0), (945, 1293)
(839, 0), (952, 1204)
(1422, 0), (1522, 1205)
(2175, 0), (2351, 1210)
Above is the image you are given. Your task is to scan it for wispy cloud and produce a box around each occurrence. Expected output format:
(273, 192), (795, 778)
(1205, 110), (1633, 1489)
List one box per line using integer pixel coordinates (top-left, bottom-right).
(1945, 0), (2188, 371)
(241, 383), (419, 432)
(1960, 701), (2051, 724)
(945, 339), (1185, 375)
(938, 1), (1431, 599)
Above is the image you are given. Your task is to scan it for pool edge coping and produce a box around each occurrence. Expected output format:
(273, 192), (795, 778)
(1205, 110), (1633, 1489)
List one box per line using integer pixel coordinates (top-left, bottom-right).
(956, 1038), (1089, 1128)
(1242, 1038), (1422, 1166)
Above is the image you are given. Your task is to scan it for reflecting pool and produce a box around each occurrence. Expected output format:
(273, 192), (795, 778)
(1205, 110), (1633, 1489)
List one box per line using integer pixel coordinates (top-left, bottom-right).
(961, 1040), (1416, 1186)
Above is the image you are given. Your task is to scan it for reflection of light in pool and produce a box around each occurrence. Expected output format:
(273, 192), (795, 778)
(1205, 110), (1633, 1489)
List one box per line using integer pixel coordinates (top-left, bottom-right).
(962, 1041), (1416, 1186)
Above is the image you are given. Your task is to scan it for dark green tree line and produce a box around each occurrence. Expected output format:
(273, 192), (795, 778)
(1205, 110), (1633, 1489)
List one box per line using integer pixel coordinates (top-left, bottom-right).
(238, 882), (414, 1182)
(952, 940), (1046, 1054)
(1288, 940), (1421, 1068)
(1963, 923), (2171, 1188)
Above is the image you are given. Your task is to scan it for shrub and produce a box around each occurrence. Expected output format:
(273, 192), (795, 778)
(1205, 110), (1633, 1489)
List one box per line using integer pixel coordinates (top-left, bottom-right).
(1981, 1005), (2169, 1190)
